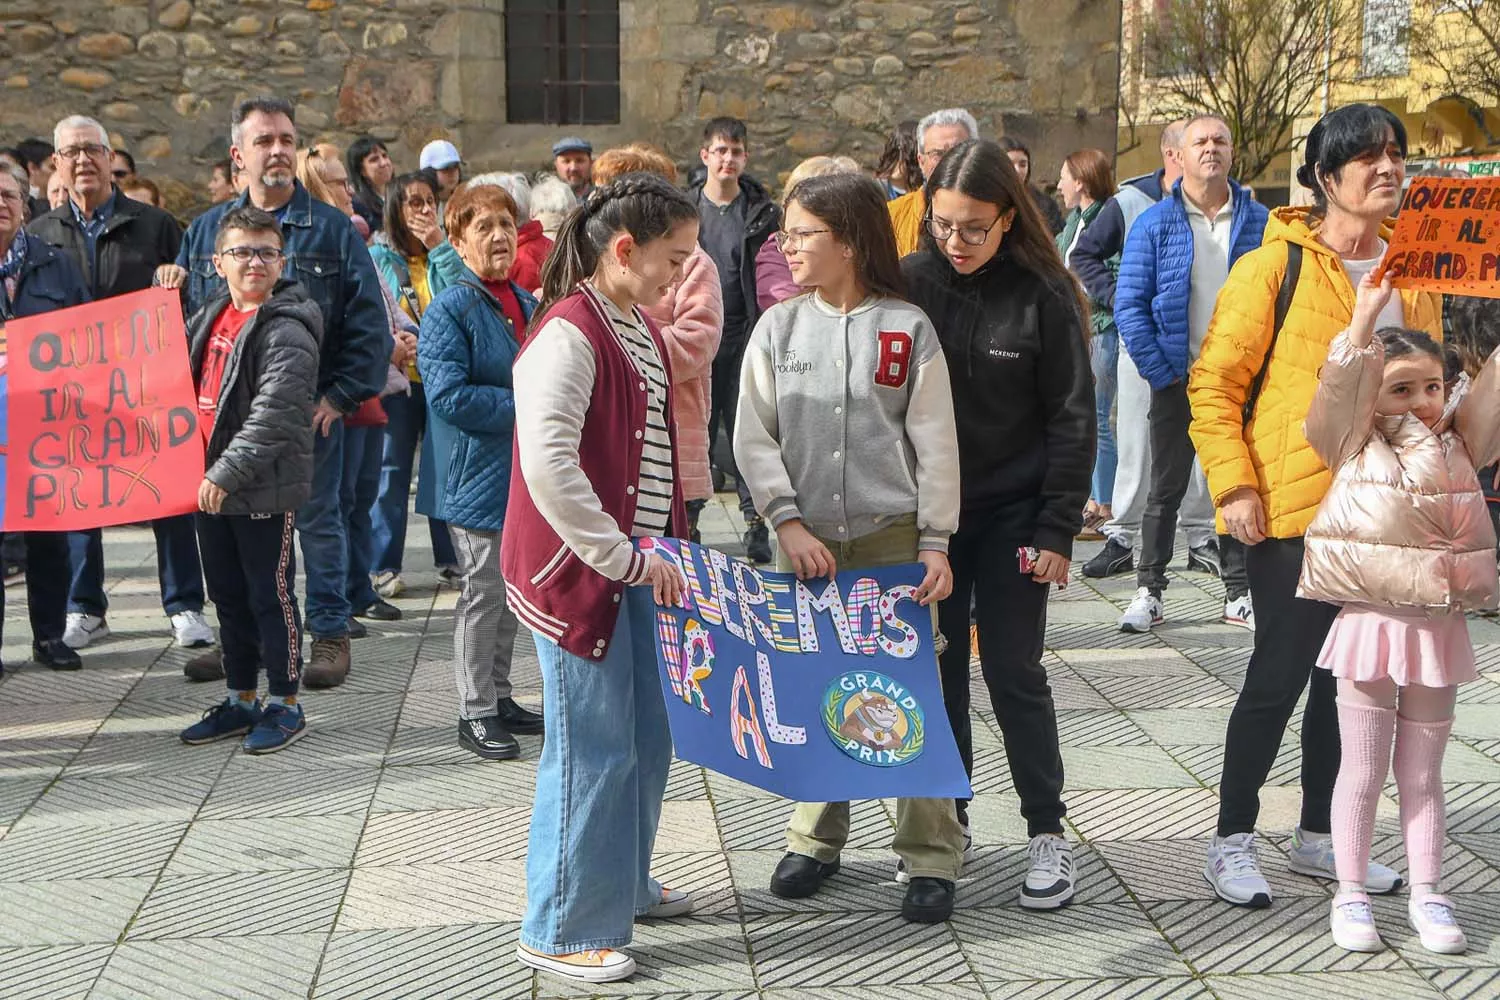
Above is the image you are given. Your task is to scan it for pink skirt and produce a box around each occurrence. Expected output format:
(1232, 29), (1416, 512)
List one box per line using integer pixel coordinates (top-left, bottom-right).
(1316, 605), (1476, 687)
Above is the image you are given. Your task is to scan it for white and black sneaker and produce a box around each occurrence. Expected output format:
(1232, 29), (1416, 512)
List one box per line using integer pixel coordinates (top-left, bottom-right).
(895, 824), (975, 884)
(1118, 588), (1164, 633)
(1020, 833), (1075, 909)
(458, 716), (520, 761)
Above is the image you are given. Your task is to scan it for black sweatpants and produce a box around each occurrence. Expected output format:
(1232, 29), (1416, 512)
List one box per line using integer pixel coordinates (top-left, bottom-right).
(1139, 382), (1249, 599)
(196, 511), (302, 697)
(707, 339), (756, 521)
(937, 513), (1066, 838)
(1217, 536), (1341, 836)
(0, 531), (69, 646)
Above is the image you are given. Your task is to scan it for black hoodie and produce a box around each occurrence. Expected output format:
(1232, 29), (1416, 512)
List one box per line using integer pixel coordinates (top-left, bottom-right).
(902, 248), (1095, 557)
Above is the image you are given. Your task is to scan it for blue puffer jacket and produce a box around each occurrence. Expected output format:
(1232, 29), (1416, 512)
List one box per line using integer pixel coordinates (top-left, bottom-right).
(1115, 179), (1268, 390)
(415, 270), (536, 532)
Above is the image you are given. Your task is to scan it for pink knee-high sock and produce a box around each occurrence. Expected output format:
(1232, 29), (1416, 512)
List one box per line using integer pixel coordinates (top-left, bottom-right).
(1393, 715), (1453, 888)
(1332, 699), (1396, 886)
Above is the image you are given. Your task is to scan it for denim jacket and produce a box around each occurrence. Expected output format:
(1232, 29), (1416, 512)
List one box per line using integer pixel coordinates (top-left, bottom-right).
(176, 181), (388, 414)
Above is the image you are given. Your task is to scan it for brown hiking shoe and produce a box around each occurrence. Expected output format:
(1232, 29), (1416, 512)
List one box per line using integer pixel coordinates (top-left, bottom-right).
(184, 648), (225, 682)
(303, 636), (351, 689)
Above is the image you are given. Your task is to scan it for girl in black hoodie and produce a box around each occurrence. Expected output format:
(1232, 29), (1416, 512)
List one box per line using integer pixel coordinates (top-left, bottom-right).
(902, 139), (1095, 911)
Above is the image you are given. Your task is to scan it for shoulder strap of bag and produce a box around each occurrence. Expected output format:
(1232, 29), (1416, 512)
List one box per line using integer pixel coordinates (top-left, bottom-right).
(1242, 242), (1303, 426)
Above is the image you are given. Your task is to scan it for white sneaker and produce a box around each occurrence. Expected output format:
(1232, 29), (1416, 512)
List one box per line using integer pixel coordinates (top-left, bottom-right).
(1330, 892), (1383, 952)
(640, 886), (694, 919)
(1409, 894), (1467, 954)
(1118, 588), (1164, 633)
(170, 610), (215, 648)
(1286, 825), (1403, 893)
(1020, 833), (1075, 909)
(516, 944), (635, 983)
(1204, 832), (1272, 908)
(1223, 595), (1254, 631)
(895, 823), (974, 884)
(62, 613), (110, 650)
(373, 571), (404, 599)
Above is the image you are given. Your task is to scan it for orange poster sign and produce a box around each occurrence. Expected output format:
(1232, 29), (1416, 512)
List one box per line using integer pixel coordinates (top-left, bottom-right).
(1384, 177), (1500, 298)
(2, 288), (204, 531)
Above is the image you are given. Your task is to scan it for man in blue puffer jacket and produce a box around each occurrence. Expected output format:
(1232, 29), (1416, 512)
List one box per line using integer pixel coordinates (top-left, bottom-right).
(1114, 114), (1268, 636)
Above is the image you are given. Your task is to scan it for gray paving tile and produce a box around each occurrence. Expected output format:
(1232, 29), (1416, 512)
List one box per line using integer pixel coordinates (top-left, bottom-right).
(1151, 896), (1404, 973)
(127, 870), (347, 940)
(0, 774), (57, 825)
(0, 736), (84, 775)
(715, 797), (891, 852)
(0, 821), (187, 880)
(954, 904), (1191, 982)
(1067, 788), (1220, 842)
(537, 917), (756, 996)
(199, 767), (379, 819)
(1097, 839), (1328, 903)
(745, 912), (974, 988)
(89, 933), (324, 999)
(163, 814), (364, 875)
(1422, 966), (1500, 1000)
(339, 860), (526, 929)
(962, 981), (1210, 999)
(1206, 971), (1445, 999)
(0, 943), (113, 1000)
(315, 923), (530, 1000)
(1061, 745), (1200, 789)
(355, 807), (531, 867)
(371, 762), (535, 812)
(20, 771), (216, 828)
(0, 877), (154, 945)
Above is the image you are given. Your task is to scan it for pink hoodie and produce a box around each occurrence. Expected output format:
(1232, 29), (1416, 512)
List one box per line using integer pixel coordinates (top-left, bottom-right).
(643, 246), (724, 501)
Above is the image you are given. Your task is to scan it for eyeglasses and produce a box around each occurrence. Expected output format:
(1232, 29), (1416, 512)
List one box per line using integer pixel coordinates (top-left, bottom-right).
(219, 246), (285, 264)
(773, 228), (831, 252)
(0, 189), (23, 204)
(706, 145), (747, 160)
(404, 197), (437, 211)
(925, 215), (1003, 246)
(919, 145), (958, 161)
(58, 143), (109, 161)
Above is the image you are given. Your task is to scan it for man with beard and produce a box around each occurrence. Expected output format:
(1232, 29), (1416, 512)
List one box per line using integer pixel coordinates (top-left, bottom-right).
(157, 96), (388, 689)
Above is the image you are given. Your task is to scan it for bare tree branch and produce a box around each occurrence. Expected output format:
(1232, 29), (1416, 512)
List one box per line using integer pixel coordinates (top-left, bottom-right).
(1410, 0), (1500, 114)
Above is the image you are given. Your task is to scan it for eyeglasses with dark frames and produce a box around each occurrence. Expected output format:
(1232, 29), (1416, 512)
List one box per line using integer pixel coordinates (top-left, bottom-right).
(218, 246), (286, 264)
(925, 214), (1004, 246)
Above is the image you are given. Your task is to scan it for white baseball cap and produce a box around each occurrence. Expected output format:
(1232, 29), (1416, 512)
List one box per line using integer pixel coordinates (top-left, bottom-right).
(419, 139), (462, 170)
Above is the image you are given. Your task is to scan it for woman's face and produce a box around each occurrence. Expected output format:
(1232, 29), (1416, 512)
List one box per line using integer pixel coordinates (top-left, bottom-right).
(1058, 162), (1084, 211)
(1378, 354), (1445, 427)
(617, 219), (700, 308)
(1007, 149), (1030, 184)
(1322, 128), (1405, 223)
(928, 187), (1013, 276)
(780, 201), (853, 290)
(322, 160), (354, 216)
(400, 182), (439, 244)
(362, 145), (394, 190)
(454, 205), (518, 281)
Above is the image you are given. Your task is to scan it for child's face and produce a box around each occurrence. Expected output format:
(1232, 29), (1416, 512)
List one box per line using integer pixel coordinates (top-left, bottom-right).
(927, 188), (1012, 275)
(213, 227), (284, 303)
(780, 202), (852, 290)
(1378, 354), (1445, 427)
(613, 218), (699, 309)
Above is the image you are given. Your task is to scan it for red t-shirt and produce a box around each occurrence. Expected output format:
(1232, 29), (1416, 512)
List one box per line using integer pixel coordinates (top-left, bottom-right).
(197, 302), (257, 444)
(482, 279), (527, 339)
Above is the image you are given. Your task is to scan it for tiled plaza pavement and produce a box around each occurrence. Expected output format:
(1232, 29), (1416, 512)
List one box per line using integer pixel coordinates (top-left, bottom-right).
(3, 499), (1500, 999)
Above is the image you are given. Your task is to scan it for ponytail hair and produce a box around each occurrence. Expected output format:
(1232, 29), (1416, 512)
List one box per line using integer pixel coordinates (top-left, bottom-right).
(537, 172), (698, 320)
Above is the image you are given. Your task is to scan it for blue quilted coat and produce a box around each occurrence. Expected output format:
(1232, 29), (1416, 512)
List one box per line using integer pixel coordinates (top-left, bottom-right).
(415, 272), (537, 532)
(1115, 179), (1267, 391)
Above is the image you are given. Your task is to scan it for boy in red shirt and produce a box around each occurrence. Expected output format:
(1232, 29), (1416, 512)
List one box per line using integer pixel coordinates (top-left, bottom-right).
(179, 206), (322, 754)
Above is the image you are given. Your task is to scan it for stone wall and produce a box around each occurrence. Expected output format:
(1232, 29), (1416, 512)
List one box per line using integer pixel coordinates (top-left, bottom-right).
(1, 0), (1120, 215)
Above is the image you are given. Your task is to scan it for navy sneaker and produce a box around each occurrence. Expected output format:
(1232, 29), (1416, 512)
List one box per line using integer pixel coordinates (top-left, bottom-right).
(243, 702), (307, 755)
(182, 697), (262, 745)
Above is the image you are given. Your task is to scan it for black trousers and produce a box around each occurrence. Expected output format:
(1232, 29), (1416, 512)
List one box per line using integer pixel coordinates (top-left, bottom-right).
(1139, 382), (1249, 600)
(707, 338), (756, 521)
(937, 513), (1066, 838)
(0, 531), (69, 646)
(196, 512), (302, 697)
(1217, 536), (1341, 836)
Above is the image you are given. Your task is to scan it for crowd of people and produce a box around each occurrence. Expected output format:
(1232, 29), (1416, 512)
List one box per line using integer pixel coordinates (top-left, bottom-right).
(1, 93), (1496, 978)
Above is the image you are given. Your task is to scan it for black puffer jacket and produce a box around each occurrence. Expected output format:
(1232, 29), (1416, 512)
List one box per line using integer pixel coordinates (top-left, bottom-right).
(187, 281), (323, 515)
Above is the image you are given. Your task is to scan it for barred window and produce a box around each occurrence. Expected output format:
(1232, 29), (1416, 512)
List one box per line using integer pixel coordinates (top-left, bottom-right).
(505, 0), (621, 125)
(1361, 0), (1411, 77)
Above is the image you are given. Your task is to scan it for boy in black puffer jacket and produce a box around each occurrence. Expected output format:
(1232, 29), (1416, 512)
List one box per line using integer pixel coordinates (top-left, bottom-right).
(178, 205), (322, 755)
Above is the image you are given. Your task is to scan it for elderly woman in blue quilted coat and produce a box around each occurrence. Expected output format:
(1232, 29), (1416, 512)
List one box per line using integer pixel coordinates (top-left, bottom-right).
(417, 182), (546, 762)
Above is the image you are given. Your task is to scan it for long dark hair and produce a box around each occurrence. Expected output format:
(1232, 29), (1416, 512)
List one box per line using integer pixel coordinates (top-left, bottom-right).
(876, 120), (922, 193)
(923, 139), (1089, 338)
(537, 172), (699, 319)
(1296, 103), (1408, 216)
(785, 173), (905, 301)
(347, 136), (388, 215)
(383, 172), (436, 257)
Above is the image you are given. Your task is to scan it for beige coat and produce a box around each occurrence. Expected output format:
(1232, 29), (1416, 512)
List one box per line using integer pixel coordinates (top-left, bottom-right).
(1298, 332), (1500, 613)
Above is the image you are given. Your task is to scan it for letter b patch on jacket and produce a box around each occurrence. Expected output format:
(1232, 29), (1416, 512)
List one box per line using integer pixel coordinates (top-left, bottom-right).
(875, 331), (913, 389)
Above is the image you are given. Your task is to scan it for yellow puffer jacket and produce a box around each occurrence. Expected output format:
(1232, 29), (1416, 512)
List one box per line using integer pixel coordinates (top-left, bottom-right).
(1186, 207), (1442, 538)
(889, 189), (926, 258)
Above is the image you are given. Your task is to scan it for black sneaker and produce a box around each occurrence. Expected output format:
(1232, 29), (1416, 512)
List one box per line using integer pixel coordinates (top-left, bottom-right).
(902, 877), (956, 923)
(497, 697), (545, 735)
(355, 598), (402, 621)
(744, 519), (772, 565)
(769, 852), (840, 898)
(347, 616), (368, 640)
(1081, 538), (1133, 578)
(1186, 541), (1222, 577)
(33, 639), (81, 671)
(458, 716), (520, 761)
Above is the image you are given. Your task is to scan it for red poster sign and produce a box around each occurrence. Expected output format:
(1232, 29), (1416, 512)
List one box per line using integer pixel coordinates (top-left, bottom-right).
(2, 288), (204, 531)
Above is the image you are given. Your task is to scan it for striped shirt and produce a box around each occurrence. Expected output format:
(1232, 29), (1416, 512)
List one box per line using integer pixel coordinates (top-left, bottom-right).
(591, 284), (674, 537)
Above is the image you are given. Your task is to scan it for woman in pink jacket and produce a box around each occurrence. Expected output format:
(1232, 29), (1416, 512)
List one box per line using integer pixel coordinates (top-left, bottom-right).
(593, 145), (724, 541)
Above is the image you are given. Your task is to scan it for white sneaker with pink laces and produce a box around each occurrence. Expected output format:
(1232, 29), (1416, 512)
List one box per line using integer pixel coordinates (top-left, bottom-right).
(1409, 894), (1468, 954)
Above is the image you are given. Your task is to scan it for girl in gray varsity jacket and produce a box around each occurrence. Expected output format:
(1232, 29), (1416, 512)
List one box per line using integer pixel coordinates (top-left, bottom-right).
(733, 172), (968, 924)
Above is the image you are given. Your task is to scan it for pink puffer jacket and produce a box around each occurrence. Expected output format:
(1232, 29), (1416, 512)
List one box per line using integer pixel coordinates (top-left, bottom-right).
(1298, 332), (1500, 613)
(644, 246), (724, 501)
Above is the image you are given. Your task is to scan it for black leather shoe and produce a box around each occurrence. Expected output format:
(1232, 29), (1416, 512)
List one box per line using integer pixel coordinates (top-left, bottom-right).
(33, 639), (82, 671)
(901, 876), (956, 923)
(744, 519), (772, 565)
(769, 852), (840, 899)
(356, 599), (402, 621)
(497, 697), (545, 735)
(347, 616), (368, 639)
(458, 716), (520, 761)
(1186, 541), (1222, 577)
(1081, 538), (1133, 578)
(184, 648), (225, 682)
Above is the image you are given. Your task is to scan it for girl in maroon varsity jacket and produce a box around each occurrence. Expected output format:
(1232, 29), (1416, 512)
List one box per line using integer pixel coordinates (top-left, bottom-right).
(503, 175), (703, 984)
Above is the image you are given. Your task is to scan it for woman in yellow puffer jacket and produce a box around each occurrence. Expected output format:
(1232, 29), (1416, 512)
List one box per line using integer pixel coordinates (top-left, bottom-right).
(1186, 104), (1441, 911)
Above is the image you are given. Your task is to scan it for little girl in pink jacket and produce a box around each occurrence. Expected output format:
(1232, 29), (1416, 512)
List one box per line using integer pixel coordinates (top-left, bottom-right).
(1300, 268), (1500, 957)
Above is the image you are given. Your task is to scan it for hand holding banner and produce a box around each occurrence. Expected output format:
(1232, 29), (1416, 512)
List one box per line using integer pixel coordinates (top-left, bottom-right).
(2, 287), (203, 531)
(1383, 177), (1500, 298)
(646, 537), (972, 802)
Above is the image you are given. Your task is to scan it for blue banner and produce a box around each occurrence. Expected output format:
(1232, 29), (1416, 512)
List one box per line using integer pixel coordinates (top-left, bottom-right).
(645, 538), (972, 802)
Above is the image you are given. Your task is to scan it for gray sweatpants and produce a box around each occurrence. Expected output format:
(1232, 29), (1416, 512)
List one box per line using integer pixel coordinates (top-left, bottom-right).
(449, 524), (521, 720)
(1105, 345), (1216, 549)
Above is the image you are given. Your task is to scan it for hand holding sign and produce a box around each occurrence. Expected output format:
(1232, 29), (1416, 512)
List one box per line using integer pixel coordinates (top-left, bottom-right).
(1383, 177), (1500, 297)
